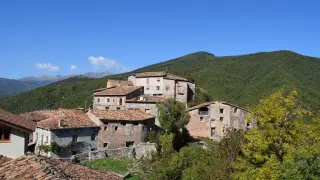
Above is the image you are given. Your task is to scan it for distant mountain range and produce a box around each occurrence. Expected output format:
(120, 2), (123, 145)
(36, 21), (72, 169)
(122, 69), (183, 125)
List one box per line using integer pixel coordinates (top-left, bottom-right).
(0, 71), (112, 97)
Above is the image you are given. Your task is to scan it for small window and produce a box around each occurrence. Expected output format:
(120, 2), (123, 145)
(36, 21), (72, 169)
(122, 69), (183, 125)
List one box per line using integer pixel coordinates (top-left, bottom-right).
(126, 141), (135, 147)
(97, 98), (100, 103)
(145, 109), (150, 114)
(72, 135), (78, 143)
(104, 126), (108, 131)
(103, 143), (109, 148)
(247, 123), (250, 127)
(112, 99), (115, 102)
(107, 98), (110, 102)
(128, 108), (133, 110)
(157, 78), (160, 82)
(220, 117), (224, 121)
(116, 107), (121, 110)
(166, 85), (170, 90)
(156, 86), (160, 90)
(115, 126), (118, 131)
(200, 117), (204, 121)
(234, 108), (238, 113)
(105, 107), (109, 110)
(0, 129), (11, 142)
(220, 109), (224, 114)
(146, 87), (150, 90)
(91, 148), (96, 151)
(121, 122), (126, 126)
(91, 133), (96, 141)
(72, 150), (77, 155)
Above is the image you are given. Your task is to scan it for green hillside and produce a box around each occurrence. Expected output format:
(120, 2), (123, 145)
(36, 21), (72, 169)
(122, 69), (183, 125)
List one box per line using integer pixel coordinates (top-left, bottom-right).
(1, 50), (319, 113)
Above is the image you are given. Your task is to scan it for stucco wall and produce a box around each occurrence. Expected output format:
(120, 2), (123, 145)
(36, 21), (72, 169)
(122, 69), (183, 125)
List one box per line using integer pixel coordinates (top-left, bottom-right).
(134, 77), (164, 95)
(186, 102), (250, 141)
(0, 128), (28, 158)
(125, 102), (159, 126)
(93, 96), (126, 109)
(163, 79), (176, 98)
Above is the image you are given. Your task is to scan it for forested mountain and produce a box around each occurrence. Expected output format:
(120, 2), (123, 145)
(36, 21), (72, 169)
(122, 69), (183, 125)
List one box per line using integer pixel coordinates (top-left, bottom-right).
(0, 50), (319, 113)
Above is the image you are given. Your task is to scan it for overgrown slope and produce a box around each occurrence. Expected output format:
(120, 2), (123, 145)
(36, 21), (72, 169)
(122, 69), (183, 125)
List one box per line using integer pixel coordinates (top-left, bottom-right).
(1, 50), (319, 113)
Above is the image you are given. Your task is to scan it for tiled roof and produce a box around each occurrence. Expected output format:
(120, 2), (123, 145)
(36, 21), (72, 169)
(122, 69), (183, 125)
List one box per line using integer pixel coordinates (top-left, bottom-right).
(90, 109), (154, 121)
(0, 155), (11, 165)
(131, 72), (192, 82)
(94, 86), (143, 96)
(0, 154), (122, 180)
(0, 109), (36, 132)
(37, 109), (98, 130)
(187, 101), (251, 112)
(126, 95), (168, 103)
(107, 79), (133, 88)
(20, 110), (62, 122)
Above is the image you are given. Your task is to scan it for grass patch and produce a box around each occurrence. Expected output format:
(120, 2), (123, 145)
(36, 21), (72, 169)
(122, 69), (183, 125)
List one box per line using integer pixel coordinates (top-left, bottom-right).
(83, 158), (140, 179)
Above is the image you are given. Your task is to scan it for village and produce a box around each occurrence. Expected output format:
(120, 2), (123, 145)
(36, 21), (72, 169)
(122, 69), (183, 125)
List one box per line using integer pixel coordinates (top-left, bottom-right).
(0, 71), (255, 178)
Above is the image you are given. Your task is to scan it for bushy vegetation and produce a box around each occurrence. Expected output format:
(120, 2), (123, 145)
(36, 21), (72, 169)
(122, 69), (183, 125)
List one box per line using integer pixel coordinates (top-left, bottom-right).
(1, 50), (320, 114)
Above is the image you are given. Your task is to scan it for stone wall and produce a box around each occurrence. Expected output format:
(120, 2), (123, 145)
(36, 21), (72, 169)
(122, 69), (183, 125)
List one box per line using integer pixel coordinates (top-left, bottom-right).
(71, 143), (156, 163)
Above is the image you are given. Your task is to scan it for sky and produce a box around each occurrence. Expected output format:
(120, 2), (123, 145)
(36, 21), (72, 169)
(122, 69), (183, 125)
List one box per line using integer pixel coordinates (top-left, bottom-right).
(0, 0), (319, 79)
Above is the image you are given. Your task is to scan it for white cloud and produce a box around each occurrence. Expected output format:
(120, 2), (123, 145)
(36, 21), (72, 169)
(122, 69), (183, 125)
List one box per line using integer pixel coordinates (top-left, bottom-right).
(70, 65), (77, 70)
(36, 63), (60, 72)
(88, 56), (130, 73)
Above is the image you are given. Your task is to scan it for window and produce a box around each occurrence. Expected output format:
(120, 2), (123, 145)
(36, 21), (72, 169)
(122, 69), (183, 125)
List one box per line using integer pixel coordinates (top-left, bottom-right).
(145, 109), (150, 114)
(115, 126), (118, 131)
(105, 107), (109, 110)
(157, 78), (160, 82)
(97, 98), (100, 103)
(234, 108), (238, 113)
(126, 141), (134, 147)
(0, 128), (10, 142)
(91, 133), (96, 141)
(220, 109), (224, 114)
(166, 85), (170, 90)
(146, 78), (150, 84)
(119, 98), (123, 105)
(72, 150), (77, 155)
(177, 85), (184, 94)
(121, 122), (126, 126)
(211, 127), (215, 136)
(200, 117), (204, 121)
(116, 107), (121, 110)
(107, 98), (110, 102)
(103, 143), (109, 148)
(198, 106), (209, 116)
(156, 86), (160, 90)
(247, 123), (250, 127)
(220, 117), (224, 121)
(91, 148), (96, 151)
(128, 108), (133, 110)
(72, 135), (78, 143)
(112, 99), (115, 102)
(146, 87), (150, 90)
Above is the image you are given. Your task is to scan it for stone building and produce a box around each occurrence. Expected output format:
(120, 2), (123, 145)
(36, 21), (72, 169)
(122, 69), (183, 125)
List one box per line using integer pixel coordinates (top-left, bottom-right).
(127, 72), (195, 103)
(106, 79), (133, 88)
(93, 86), (144, 110)
(186, 101), (254, 141)
(126, 95), (167, 126)
(34, 109), (100, 158)
(87, 109), (155, 149)
(0, 109), (36, 158)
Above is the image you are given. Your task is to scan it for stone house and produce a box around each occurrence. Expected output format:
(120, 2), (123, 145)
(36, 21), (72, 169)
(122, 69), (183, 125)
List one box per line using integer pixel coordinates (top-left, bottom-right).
(125, 95), (167, 126)
(127, 72), (196, 103)
(106, 79), (133, 88)
(87, 109), (155, 149)
(93, 86), (144, 110)
(34, 109), (100, 158)
(0, 109), (36, 158)
(186, 101), (254, 141)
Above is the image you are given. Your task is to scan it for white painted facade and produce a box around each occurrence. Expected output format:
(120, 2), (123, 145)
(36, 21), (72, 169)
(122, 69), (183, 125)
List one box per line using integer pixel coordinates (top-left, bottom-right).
(0, 129), (29, 158)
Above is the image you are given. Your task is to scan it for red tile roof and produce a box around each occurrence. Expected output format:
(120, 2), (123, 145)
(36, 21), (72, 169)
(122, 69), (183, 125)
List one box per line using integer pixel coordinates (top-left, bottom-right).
(90, 109), (154, 121)
(94, 86), (143, 96)
(131, 72), (192, 82)
(187, 101), (251, 112)
(20, 110), (62, 122)
(0, 109), (36, 132)
(37, 109), (98, 130)
(126, 95), (168, 103)
(107, 79), (133, 88)
(0, 155), (11, 165)
(0, 154), (122, 179)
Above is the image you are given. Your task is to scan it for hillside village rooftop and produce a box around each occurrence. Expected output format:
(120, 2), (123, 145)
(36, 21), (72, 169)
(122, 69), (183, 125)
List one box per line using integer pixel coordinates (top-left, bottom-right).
(131, 72), (192, 82)
(94, 86), (143, 96)
(90, 109), (154, 121)
(126, 95), (168, 103)
(0, 109), (36, 133)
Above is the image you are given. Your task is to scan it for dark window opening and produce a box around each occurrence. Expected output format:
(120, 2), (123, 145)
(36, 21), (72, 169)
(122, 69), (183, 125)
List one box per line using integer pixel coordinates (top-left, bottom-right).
(107, 98), (110, 102)
(115, 126), (118, 131)
(198, 106), (209, 115)
(200, 117), (204, 121)
(234, 108), (238, 113)
(91, 148), (96, 151)
(116, 107), (121, 110)
(220, 109), (224, 114)
(121, 122), (126, 126)
(119, 98), (123, 105)
(72, 135), (78, 143)
(105, 107), (109, 110)
(126, 141), (134, 147)
(97, 98), (100, 103)
(0, 128), (11, 142)
(103, 143), (109, 148)
(91, 134), (96, 141)
(247, 123), (250, 127)
(104, 126), (108, 131)
(220, 117), (224, 121)
(156, 86), (160, 90)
